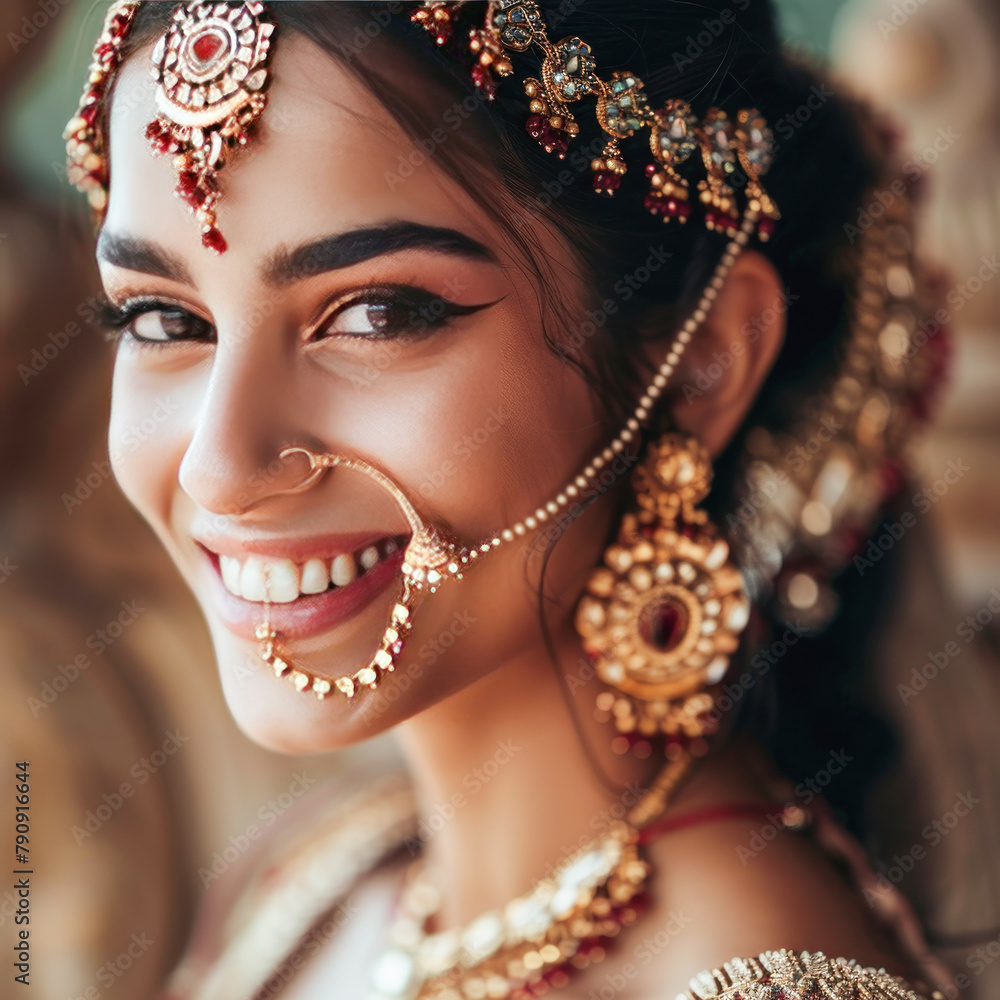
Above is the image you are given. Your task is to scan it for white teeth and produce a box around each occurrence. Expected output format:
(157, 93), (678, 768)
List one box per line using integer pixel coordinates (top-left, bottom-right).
(331, 552), (357, 587)
(218, 542), (391, 601)
(240, 558), (270, 602)
(220, 555), (242, 593)
(266, 559), (300, 604)
(300, 558), (329, 595)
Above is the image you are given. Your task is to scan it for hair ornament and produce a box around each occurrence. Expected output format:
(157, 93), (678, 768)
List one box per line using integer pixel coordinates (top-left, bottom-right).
(411, 0), (781, 240)
(65, 1), (276, 254)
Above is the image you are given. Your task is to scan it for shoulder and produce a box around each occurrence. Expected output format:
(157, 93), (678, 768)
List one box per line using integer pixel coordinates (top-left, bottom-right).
(670, 949), (942, 999)
(630, 802), (930, 998)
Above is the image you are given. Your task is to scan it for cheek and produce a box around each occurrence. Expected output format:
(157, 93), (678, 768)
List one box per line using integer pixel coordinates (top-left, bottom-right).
(107, 351), (192, 534)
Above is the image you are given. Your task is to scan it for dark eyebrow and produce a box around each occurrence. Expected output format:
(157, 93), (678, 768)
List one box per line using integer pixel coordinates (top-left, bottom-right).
(96, 231), (194, 285)
(262, 221), (498, 286)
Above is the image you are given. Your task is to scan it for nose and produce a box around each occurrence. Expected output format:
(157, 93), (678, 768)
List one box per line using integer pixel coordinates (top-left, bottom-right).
(177, 335), (321, 516)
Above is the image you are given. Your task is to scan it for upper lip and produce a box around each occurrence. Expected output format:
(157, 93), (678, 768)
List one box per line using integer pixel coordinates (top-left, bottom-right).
(191, 529), (407, 564)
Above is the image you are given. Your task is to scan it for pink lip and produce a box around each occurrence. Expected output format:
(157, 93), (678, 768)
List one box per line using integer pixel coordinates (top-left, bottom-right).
(197, 541), (407, 641)
(191, 529), (391, 563)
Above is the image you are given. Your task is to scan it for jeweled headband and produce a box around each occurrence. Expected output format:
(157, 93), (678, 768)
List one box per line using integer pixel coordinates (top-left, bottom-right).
(64, 1), (783, 704)
(65, 1), (779, 252)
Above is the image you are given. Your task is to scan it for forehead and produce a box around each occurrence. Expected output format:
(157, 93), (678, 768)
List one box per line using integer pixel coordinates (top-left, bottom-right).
(103, 31), (501, 267)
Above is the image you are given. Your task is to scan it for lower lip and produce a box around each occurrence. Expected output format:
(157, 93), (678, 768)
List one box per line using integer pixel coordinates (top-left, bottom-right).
(200, 546), (406, 641)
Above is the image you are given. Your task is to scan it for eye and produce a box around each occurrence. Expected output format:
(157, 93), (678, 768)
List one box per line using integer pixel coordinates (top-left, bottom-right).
(312, 286), (504, 342)
(100, 298), (214, 346)
(324, 297), (417, 339)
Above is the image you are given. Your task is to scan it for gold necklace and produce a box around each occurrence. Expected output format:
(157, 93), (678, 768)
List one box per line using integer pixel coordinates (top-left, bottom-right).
(368, 822), (647, 1000)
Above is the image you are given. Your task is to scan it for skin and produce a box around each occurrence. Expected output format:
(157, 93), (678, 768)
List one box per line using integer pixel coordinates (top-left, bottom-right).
(101, 32), (919, 1000)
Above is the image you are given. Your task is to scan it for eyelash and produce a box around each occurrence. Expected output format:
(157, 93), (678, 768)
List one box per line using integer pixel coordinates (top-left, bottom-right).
(99, 286), (497, 349)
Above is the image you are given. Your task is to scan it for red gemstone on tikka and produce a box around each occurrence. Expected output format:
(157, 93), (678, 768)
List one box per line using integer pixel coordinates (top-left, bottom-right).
(192, 31), (225, 63)
(202, 228), (228, 254)
(177, 170), (200, 196)
(758, 216), (776, 239)
(80, 103), (100, 127)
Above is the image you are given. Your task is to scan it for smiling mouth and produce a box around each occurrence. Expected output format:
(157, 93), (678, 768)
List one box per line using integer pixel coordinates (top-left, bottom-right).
(197, 534), (410, 641)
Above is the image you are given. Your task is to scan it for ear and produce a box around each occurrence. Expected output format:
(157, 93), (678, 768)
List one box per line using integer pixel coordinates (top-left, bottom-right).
(644, 250), (786, 456)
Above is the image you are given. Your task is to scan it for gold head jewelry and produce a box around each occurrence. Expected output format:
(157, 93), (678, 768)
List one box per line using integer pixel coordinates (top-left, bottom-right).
(65, 3), (778, 249)
(65, 0), (276, 254)
(411, 0), (780, 239)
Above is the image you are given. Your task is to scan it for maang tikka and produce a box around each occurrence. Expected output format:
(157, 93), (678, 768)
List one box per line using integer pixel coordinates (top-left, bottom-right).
(64, 0), (276, 255)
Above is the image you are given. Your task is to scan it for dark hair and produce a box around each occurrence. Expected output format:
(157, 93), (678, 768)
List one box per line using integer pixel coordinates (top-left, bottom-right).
(117, 2), (895, 833)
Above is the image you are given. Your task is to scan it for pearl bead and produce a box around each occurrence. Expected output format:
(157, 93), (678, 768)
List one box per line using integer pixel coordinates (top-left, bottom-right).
(635, 407), (647, 421)
(693, 309), (706, 324)
(653, 374), (667, 388)
(525, 516), (537, 530)
(639, 396), (652, 409)
(501, 529), (514, 542)
(626, 418), (639, 431)
(677, 330), (691, 344)
(567, 484), (579, 496)
(547, 501), (559, 514)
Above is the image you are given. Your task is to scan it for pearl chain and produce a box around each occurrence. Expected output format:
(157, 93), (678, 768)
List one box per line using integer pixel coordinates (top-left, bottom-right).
(459, 212), (759, 565)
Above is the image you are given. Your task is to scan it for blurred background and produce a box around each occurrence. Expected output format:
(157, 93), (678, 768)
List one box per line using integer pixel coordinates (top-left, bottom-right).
(0, 1), (997, 998)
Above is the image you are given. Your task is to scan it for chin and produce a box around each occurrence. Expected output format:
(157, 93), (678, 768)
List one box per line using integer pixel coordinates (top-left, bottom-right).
(207, 628), (422, 754)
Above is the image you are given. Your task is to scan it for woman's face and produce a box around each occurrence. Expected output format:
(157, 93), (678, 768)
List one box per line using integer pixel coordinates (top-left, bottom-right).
(100, 34), (617, 752)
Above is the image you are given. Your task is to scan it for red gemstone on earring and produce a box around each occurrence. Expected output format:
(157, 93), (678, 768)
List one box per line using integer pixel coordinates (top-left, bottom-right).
(640, 598), (688, 651)
(593, 170), (622, 194)
(192, 32), (225, 63)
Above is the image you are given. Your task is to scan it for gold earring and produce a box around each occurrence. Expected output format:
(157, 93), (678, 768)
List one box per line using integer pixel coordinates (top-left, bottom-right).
(574, 432), (750, 809)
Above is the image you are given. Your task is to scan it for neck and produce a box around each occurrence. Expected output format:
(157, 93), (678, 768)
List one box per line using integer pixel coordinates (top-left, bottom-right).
(395, 618), (654, 929)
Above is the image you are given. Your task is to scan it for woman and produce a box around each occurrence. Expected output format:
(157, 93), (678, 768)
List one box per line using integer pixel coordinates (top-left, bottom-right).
(63, 2), (957, 997)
